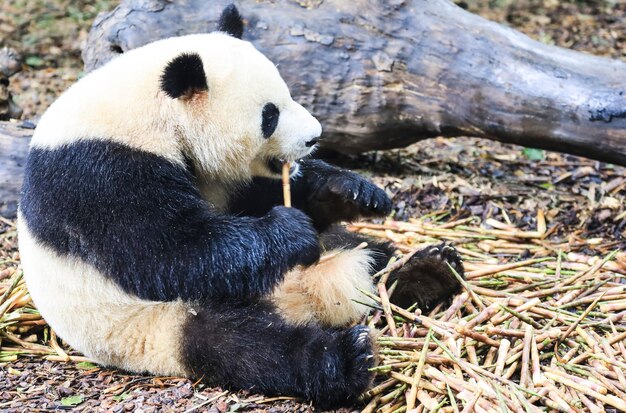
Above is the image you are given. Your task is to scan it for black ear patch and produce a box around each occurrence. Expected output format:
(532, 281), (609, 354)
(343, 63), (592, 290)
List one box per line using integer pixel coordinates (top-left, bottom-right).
(218, 4), (244, 39)
(262, 103), (280, 138)
(160, 53), (208, 99)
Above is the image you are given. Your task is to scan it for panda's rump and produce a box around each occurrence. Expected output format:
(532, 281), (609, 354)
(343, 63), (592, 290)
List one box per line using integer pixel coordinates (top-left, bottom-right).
(18, 219), (189, 376)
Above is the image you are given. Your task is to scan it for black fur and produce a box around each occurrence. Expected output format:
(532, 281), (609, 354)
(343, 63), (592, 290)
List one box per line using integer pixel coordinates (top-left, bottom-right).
(218, 4), (244, 39)
(20, 140), (320, 301)
(160, 53), (208, 99)
(261, 103), (280, 138)
(387, 242), (464, 311)
(182, 299), (374, 409)
(229, 159), (393, 231)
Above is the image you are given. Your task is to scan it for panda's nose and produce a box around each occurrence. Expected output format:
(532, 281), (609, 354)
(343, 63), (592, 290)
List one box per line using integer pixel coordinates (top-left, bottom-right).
(305, 137), (320, 147)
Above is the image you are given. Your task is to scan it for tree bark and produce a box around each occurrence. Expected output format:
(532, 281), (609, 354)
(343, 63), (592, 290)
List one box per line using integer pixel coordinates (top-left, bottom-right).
(83, 0), (626, 166)
(0, 122), (31, 218)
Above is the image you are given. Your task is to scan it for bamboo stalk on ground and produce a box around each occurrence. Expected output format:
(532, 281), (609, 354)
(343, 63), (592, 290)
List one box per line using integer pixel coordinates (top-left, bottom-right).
(350, 216), (626, 412)
(2, 211), (626, 411)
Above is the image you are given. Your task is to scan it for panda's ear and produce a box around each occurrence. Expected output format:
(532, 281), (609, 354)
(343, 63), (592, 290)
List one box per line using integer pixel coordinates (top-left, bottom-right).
(218, 4), (244, 39)
(160, 52), (208, 99)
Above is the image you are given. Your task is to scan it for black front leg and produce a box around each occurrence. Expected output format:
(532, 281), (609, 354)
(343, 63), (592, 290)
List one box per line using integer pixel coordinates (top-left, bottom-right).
(229, 159), (392, 231)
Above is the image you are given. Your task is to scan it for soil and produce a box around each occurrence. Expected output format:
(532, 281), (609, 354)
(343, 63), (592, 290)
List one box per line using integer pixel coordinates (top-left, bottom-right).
(0, 0), (625, 412)
(0, 0), (115, 120)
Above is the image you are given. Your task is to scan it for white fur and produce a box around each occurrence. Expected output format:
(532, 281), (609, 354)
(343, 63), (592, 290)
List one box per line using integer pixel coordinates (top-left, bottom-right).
(271, 249), (376, 326)
(18, 215), (189, 375)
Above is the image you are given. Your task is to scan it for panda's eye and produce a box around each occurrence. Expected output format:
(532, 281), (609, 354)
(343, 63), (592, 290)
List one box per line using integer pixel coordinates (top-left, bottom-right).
(261, 103), (280, 139)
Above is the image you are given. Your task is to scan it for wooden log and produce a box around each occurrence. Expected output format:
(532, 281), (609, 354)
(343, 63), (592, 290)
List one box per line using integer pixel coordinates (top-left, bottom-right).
(82, 0), (626, 166)
(0, 122), (31, 218)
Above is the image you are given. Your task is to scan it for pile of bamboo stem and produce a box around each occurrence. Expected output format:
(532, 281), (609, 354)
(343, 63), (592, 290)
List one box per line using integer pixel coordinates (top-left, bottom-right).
(2, 210), (626, 412)
(351, 213), (626, 413)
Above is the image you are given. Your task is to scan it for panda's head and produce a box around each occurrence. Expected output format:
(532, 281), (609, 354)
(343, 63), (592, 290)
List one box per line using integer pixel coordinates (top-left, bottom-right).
(159, 5), (321, 181)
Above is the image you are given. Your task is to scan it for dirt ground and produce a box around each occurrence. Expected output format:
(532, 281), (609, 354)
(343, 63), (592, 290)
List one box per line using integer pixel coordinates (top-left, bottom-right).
(0, 0), (625, 412)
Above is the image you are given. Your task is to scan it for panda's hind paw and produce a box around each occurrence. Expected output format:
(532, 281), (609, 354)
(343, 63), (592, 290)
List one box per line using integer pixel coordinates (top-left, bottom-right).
(388, 243), (464, 311)
(314, 325), (375, 409)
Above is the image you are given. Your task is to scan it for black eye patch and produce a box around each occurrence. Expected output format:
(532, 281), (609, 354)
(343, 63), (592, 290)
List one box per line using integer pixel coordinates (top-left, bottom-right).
(262, 103), (280, 139)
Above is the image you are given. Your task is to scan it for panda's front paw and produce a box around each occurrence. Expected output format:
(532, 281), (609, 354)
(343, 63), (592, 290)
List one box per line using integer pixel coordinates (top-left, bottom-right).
(299, 160), (392, 230)
(267, 206), (320, 268)
(418, 242), (464, 275)
(308, 171), (391, 227)
(322, 173), (392, 217)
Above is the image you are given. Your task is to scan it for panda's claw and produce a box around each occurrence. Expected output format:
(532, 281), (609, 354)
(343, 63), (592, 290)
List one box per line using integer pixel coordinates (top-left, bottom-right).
(321, 325), (374, 408)
(357, 330), (370, 344)
(419, 242), (464, 276)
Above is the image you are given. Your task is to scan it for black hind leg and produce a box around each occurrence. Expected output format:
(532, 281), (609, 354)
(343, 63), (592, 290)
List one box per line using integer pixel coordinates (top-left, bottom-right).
(181, 299), (375, 409)
(387, 242), (464, 311)
(320, 225), (395, 272)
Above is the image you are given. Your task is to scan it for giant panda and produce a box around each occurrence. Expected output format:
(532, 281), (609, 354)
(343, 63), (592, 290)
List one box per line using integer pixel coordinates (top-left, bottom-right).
(18, 5), (463, 409)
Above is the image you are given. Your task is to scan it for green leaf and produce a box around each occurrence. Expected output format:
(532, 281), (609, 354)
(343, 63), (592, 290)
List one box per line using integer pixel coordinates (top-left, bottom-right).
(113, 392), (131, 402)
(522, 148), (545, 161)
(60, 395), (84, 407)
(25, 56), (45, 67)
(76, 361), (98, 370)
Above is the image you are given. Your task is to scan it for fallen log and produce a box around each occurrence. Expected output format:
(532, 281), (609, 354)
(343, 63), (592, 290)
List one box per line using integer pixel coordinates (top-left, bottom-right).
(82, 0), (626, 166)
(0, 122), (31, 218)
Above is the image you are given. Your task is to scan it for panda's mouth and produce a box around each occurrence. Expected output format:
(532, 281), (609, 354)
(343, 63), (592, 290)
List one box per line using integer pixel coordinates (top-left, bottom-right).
(266, 158), (283, 174)
(267, 157), (298, 175)
(267, 158), (286, 174)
